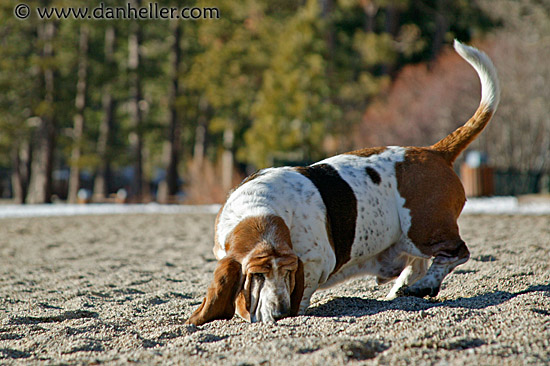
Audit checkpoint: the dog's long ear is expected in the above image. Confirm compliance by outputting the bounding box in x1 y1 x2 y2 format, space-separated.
289 258 305 316
234 274 251 322
186 256 242 326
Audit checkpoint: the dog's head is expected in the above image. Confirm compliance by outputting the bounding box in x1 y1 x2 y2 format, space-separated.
236 243 303 322
186 215 304 325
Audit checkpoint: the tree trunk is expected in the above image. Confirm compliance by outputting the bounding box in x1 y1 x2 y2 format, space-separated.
158 21 182 203
12 148 24 204
360 0 378 32
193 122 206 172
221 126 234 192
381 5 400 76
94 25 116 201
192 97 209 173
11 141 32 204
68 25 89 203
320 0 334 77
128 6 144 202
27 21 56 204
430 0 449 61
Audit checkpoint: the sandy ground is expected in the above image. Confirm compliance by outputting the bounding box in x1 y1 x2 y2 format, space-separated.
0 213 549 365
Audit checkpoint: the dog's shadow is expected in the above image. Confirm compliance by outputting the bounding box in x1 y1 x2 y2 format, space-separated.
306 284 550 318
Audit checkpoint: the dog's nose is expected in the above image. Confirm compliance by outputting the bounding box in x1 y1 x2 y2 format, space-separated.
272 305 290 321
272 312 287 321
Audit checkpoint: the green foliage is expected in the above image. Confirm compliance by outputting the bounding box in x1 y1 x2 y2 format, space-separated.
0 2 40 162
244 0 337 166
0 0 494 192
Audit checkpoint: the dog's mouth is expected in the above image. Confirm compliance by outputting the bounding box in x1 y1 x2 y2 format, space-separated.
251 305 289 323
251 299 289 323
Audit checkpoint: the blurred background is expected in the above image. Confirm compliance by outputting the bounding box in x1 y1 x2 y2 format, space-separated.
0 0 548 205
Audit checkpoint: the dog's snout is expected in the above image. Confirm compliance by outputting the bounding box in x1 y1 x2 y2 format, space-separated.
272 312 286 321
272 304 290 320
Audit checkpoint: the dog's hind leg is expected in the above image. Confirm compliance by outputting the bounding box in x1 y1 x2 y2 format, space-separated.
395 238 470 298
392 150 471 298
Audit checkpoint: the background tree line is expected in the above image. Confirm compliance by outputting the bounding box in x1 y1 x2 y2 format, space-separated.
0 0 545 204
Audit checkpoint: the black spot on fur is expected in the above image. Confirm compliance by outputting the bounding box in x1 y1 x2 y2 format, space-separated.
365 167 381 185
295 164 357 275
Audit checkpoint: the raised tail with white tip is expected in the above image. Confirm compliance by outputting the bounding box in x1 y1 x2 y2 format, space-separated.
432 40 500 163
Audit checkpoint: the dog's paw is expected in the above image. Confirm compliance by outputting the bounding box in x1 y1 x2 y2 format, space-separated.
401 285 440 298
385 286 406 300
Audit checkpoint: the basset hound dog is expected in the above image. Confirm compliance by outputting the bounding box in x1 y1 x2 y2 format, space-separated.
186 40 500 325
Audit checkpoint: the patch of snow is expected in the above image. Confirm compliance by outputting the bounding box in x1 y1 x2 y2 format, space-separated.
463 196 550 215
0 203 221 219
0 196 549 219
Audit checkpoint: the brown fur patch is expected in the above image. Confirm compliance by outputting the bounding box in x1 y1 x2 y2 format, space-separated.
226 215 295 260
290 258 305 316
235 291 250 321
186 256 242 325
395 148 466 256
345 146 387 158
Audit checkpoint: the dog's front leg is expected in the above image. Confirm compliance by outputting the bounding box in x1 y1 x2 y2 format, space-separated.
386 257 429 300
297 285 318 315
295 254 331 314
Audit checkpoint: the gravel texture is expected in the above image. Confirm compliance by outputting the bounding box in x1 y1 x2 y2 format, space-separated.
0 213 549 365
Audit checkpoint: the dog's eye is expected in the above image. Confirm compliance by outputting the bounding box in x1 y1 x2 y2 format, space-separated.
254 273 265 280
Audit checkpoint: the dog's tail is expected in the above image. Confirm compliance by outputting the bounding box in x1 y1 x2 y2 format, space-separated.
431 40 500 164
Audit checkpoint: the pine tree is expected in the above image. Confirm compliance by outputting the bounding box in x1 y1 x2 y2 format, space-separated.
67 24 90 203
